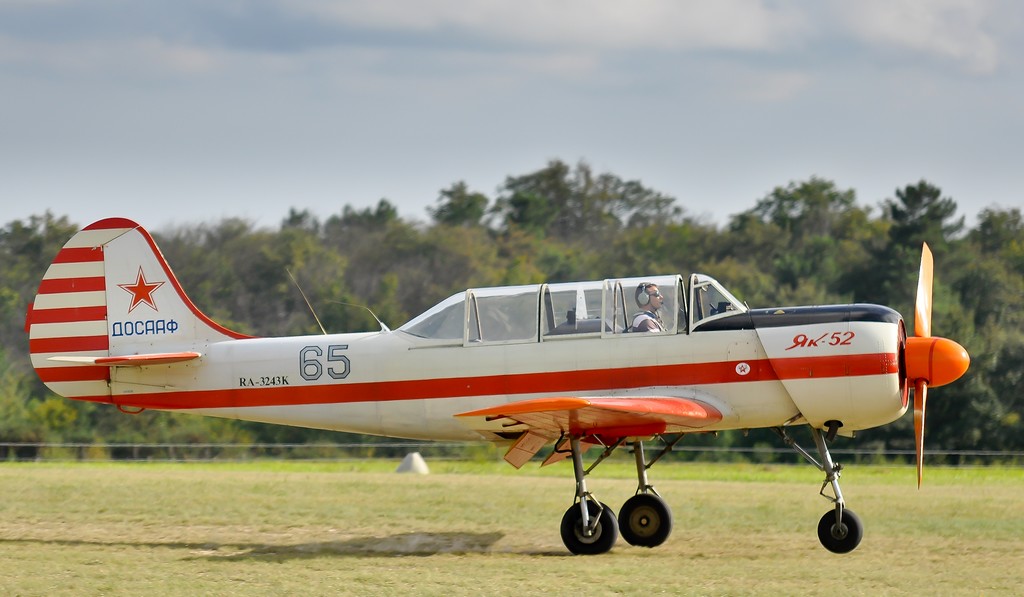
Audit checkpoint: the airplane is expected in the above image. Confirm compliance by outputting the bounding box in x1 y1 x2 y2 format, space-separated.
25 217 970 555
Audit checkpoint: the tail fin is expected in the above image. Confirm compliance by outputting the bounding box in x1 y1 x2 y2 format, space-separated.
26 217 249 403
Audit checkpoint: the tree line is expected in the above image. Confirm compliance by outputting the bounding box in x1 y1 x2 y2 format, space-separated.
1 159 1022 460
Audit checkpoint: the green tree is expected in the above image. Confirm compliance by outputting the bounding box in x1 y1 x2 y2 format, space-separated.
0 346 42 454
494 160 681 244
428 182 489 227
725 178 881 305
282 208 321 234
863 181 965 308
971 207 1024 276
0 213 80 379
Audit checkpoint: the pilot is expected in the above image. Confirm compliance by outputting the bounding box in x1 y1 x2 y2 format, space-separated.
631 283 665 332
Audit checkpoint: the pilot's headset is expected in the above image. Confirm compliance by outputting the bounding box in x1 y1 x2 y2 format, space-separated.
635 283 658 308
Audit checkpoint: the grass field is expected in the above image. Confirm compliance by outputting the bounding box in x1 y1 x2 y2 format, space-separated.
1 459 1021 596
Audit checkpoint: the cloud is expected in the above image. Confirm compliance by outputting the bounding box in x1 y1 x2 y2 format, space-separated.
0 35 224 76
834 0 1003 74
728 69 814 102
5 0 1014 86
291 0 809 52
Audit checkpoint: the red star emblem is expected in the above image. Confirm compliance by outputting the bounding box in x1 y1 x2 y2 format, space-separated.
118 267 166 313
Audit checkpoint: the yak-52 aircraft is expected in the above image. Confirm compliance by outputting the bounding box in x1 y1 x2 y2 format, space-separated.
27 218 970 555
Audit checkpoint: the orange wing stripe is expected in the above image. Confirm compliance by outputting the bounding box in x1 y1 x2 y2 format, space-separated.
459 397 593 417
456 396 722 436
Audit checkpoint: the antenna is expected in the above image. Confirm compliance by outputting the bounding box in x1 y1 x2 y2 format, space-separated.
328 301 391 333
286 269 327 335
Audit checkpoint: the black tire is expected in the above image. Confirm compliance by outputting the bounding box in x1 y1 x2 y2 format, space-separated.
618 493 673 548
817 508 863 554
560 501 619 555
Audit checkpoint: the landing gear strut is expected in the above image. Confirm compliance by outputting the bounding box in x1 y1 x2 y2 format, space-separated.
559 437 619 555
618 440 673 547
775 425 864 554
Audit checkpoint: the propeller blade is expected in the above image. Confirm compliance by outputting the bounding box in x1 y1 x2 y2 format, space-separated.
915 243 934 338
913 380 928 488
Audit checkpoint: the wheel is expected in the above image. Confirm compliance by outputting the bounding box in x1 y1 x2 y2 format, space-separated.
618 493 673 547
817 508 863 554
560 501 619 555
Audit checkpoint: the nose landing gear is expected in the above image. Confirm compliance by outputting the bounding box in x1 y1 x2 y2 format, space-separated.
775 425 864 554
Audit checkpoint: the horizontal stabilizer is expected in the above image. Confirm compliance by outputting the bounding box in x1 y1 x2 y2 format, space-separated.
48 351 202 367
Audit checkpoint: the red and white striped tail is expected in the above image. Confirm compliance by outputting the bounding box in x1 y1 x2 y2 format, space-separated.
26 218 247 403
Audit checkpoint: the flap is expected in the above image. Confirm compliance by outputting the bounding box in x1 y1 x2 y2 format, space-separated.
502 430 556 469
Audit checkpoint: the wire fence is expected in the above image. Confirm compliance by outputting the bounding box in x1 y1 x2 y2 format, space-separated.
3 442 1023 465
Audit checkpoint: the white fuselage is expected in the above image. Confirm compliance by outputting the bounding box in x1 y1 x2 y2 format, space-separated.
107 316 905 441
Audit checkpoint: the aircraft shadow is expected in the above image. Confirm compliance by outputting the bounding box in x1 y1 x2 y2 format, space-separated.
192 532 512 560
1 532 567 560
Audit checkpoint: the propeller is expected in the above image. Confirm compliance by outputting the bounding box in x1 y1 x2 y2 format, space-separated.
903 243 970 487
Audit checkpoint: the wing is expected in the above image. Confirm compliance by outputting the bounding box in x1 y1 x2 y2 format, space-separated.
456 396 722 468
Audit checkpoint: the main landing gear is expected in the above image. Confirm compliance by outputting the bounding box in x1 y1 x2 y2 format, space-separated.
559 435 681 555
775 424 864 554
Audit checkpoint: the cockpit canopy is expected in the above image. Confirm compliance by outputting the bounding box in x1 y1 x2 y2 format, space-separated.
398 274 746 345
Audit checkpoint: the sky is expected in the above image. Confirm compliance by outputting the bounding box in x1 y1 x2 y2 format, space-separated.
2 0 1022 232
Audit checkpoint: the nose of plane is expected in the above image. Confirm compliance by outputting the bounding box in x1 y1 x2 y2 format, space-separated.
904 336 970 387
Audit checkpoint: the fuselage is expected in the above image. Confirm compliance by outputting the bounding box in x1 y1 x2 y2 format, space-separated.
104 304 907 441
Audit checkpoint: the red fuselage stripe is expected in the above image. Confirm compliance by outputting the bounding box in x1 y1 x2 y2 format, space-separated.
103 352 899 411
768 353 897 379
